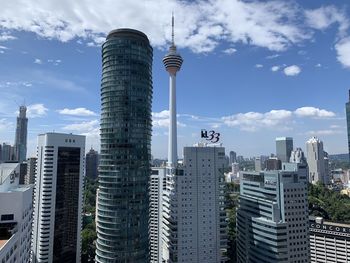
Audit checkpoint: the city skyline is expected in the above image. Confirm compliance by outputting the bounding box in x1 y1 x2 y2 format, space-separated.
1 0 350 158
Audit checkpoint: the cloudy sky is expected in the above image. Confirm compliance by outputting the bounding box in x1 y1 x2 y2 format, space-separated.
0 0 350 158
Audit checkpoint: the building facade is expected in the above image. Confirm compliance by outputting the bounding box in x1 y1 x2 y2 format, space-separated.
162 145 227 263
310 217 350 262
31 133 85 263
85 148 98 179
0 163 33 263
306 137 326 184
237 164 309 263
95 29 153 263
290 148 307 164
15 105 28 163
24 157 37 185
149 167 166 263
276 137 293 163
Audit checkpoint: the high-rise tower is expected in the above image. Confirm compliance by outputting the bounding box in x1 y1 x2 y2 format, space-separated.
163 15 183 167
31 133 85 263
95 29 153 263
15 105 28 162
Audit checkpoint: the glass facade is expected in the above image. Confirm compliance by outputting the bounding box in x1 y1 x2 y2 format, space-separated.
53 147 81 262
95 29 153 263
346 100 350 161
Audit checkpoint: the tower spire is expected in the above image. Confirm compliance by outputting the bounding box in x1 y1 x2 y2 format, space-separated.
172 12 175 46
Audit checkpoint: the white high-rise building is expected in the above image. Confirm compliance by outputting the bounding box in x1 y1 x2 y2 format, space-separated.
162 144 227 263
149 167 166 263
0 163 33 263
306 137 326 184
31 133 85 263
237 163 309 262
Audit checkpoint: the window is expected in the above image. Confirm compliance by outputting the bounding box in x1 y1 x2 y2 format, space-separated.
1 214 14 221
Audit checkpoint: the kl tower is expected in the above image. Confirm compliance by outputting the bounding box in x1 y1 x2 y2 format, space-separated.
163 15 183 168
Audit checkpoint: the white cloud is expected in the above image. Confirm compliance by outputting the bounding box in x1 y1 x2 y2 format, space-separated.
294 107 335 118
255 64 263 68
222 109 293 132
34 58 42 64
0 45 8 49
152 110 169 118
306 129 344 136
283 65 301 76
0 0 313 53
152 110 186 128
266 54 280 59
315 63 322 67
223 48 237 55
62 119 99 132
271 65 280 72
57 107 97 116
305 6 349 37
335 37 350 68
0 32 16 41
27 103 48 118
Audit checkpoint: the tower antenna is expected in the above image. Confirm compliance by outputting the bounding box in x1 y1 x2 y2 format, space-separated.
172 12 175 46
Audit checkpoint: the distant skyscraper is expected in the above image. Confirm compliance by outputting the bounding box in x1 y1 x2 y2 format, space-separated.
95 29 153 263
346 90 350 162
306 137 326 184
14 105 28 162
162 145 228 263
229 150 237 164
0 163 33 263
237 163 309 262
290 147 307 164
24 157 37 185
31 133 85 263
85 148 98 179
276 137 293 162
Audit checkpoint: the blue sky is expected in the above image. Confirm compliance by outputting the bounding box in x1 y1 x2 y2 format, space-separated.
0 0 350 158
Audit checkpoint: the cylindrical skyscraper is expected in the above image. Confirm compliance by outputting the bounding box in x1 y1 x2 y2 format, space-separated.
95 29 153 263
163 16 183 167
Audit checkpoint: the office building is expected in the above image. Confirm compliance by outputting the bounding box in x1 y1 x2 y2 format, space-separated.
265 156 282 170
306 137 326 184
95 29 153 263
324 151 330 185
31 133 85 263
0 163 33 263
162 145 227 263
309 216 350 262
24 157 37 185
14 105 28 162
85 148 98 179
290 148 307 164
229 151 237 164
346 90 350 161
237 164 309 263
276 137 293 162
149 167 166 263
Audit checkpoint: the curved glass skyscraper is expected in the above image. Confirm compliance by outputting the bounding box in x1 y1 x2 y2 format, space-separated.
95 29 153 263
